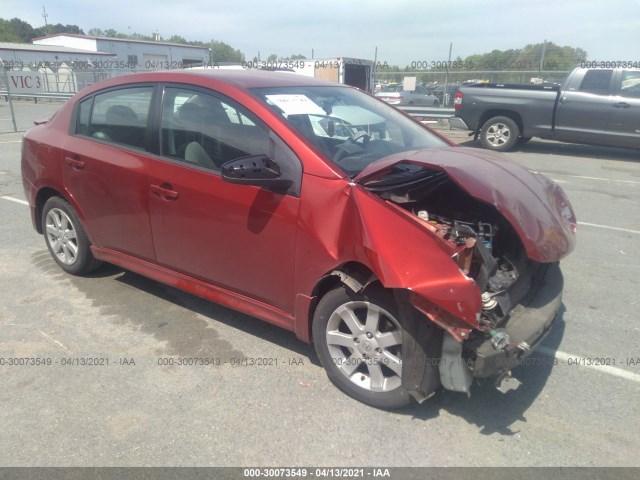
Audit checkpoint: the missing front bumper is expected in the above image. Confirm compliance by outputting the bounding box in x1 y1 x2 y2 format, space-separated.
466 262 564 378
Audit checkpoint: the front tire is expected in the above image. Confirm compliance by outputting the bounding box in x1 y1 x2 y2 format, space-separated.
480 116 520 151
42 196 101 275
312 286 411 409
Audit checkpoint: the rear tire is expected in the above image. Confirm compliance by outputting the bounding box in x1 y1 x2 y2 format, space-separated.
480 116 520 151
42 196 101 275
312 285 411 409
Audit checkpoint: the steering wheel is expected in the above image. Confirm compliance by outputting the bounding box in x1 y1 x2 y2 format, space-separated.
349 130 370 145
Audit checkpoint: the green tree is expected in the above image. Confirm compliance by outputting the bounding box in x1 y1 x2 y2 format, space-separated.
103 28 119 38
463 41 587 82
0 17 34 42
8 17 34 42
50 23 84 35
167 35 187 44
208 39 244 62
0 19 23 42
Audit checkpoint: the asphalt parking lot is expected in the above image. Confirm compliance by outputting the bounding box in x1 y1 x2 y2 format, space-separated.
0 105 639 468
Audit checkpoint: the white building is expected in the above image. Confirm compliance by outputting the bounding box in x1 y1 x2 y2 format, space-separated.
0 41 115 69
33 34 209 69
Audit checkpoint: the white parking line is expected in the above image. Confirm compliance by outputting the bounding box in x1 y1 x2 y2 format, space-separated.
537 347 640 383
570 175 640 185
0 140 22 144
578 222 640 235
542 173 640 185
0 196 29 206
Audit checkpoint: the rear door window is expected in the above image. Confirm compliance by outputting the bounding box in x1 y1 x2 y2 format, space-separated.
85 87 153 149
579 70 613 95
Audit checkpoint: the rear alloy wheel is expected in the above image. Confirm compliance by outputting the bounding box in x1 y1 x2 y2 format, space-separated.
480 116 520 151
313 286 410 409
42 197 101 275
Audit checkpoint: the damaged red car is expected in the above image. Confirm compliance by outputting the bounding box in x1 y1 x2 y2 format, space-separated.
21 70 576 409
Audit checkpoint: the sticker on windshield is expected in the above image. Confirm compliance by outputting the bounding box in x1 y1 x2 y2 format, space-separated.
265 94 326 115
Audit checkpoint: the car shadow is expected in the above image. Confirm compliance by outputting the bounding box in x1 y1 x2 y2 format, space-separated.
31 250 316 364
458 138 640 163
33 250 565 433
398 305 567 435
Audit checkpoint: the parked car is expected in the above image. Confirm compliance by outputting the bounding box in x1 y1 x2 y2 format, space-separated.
22 70 576 409
375 84 440 106
432 84 461 107
451 67 640 151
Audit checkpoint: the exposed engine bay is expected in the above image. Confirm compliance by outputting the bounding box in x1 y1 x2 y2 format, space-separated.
361 163 555 397
363 164 536 332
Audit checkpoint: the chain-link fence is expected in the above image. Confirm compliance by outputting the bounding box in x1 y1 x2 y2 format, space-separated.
1 64 574 132
372 69 571 107
0 63 152 133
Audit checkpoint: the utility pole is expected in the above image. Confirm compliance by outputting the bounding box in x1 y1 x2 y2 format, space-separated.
539 39 547 73
1 61 18 132
372 46 378 92
443 42 452 107
42 6 49 28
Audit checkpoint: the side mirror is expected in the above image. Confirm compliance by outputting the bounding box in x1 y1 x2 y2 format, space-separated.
222 155 293 190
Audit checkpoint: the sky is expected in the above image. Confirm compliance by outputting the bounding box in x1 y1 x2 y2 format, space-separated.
2 0 639 65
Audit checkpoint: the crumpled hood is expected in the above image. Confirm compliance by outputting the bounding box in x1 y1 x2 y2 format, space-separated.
355 147 576 262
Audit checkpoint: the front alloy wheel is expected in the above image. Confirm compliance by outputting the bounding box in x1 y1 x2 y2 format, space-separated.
313 286 410 409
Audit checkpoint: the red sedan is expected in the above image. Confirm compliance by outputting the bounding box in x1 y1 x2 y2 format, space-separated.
21 70 576 409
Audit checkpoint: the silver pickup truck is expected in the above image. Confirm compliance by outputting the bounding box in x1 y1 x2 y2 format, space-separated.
450 66 640 151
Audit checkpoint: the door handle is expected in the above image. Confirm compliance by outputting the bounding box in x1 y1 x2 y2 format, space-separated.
613 102 630 108
150 183 179 201
64 156 85 170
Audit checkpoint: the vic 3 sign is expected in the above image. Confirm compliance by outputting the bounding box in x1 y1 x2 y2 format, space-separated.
7 73 44 93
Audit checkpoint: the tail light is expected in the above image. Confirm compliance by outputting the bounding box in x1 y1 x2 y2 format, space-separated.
454 92 463 110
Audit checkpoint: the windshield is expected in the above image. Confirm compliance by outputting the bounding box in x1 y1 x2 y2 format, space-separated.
252 85 448 176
